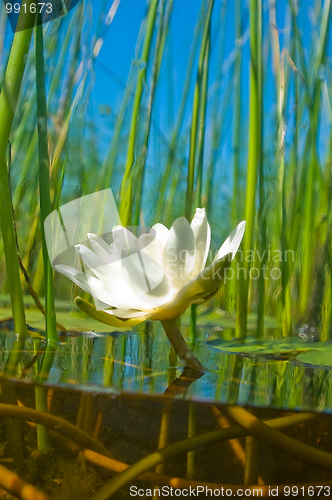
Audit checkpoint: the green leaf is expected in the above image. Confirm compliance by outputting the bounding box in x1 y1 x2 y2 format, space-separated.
294 350 332 369
207 336 332 359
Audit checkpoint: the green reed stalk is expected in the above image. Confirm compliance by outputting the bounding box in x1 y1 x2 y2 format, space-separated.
35 23 58 352
12 129 37 208
185 0 214 220
0 4 7 64
262 7 291 324
300 0 331 314
156 1 206 221
286 1 311 269
12 12 80 209
10 97 35 159
287 0 330 320
279 7 293 334
231 0 242 227
48 15 77 98
35 22 58 450
119 0 158 226
195 34 210 209
156 0 173 75
57 9 83 123
187 2 212 340
228 0 242 314
320 90 332 340
12 12 82 295
0 21 35 375
133 0 167 226
256 0 265 338
286 36 298 237
97 24 148 193
0 5 35 465
190 22 211 340
236 0 262 338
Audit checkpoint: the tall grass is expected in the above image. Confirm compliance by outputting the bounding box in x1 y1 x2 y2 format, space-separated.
1 0 332 377
236 0 262 338
185 0 214 221
118 0 159 226
34 20 59 450
0 15 34 372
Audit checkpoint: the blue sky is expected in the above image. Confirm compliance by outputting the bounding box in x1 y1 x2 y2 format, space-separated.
87 0 323 161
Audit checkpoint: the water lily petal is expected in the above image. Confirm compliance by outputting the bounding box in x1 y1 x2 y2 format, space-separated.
138 233 154 250
76 243 168 311
118 251 151 297
150 223 169 252
57 213 245 329
138 234 164 281
88 233 114 261
116 250 171 307
163 217 195 291
138 233 164 269
150 254 232 321
55 264 119 307
216 221 246 261
121 251 173 308
75 244 145 309
112 226 139 256
190 208 211 277
55 264 93 294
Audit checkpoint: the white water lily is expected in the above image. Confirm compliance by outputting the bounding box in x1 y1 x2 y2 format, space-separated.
56 209 245 369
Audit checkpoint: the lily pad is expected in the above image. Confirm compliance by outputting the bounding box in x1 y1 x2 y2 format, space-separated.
293 349 332 369
0 307 130 333
207 336 332 359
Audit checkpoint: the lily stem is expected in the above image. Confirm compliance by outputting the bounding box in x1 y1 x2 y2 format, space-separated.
161 318 205 371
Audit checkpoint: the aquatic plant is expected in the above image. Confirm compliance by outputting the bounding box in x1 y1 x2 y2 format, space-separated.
1 2 332 497
55 208 245 369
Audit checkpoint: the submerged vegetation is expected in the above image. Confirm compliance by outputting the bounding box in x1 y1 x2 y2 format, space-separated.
0 0 332 497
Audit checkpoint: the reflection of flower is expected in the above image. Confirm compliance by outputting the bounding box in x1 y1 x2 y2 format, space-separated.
56 209 245 369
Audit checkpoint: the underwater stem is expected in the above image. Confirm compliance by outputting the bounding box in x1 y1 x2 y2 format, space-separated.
0 403 110 456
89 411 316 500
0 463 50 500
161 318 205 371
223 405 332 472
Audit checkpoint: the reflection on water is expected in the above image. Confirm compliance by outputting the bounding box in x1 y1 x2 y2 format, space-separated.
1 321 332 413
